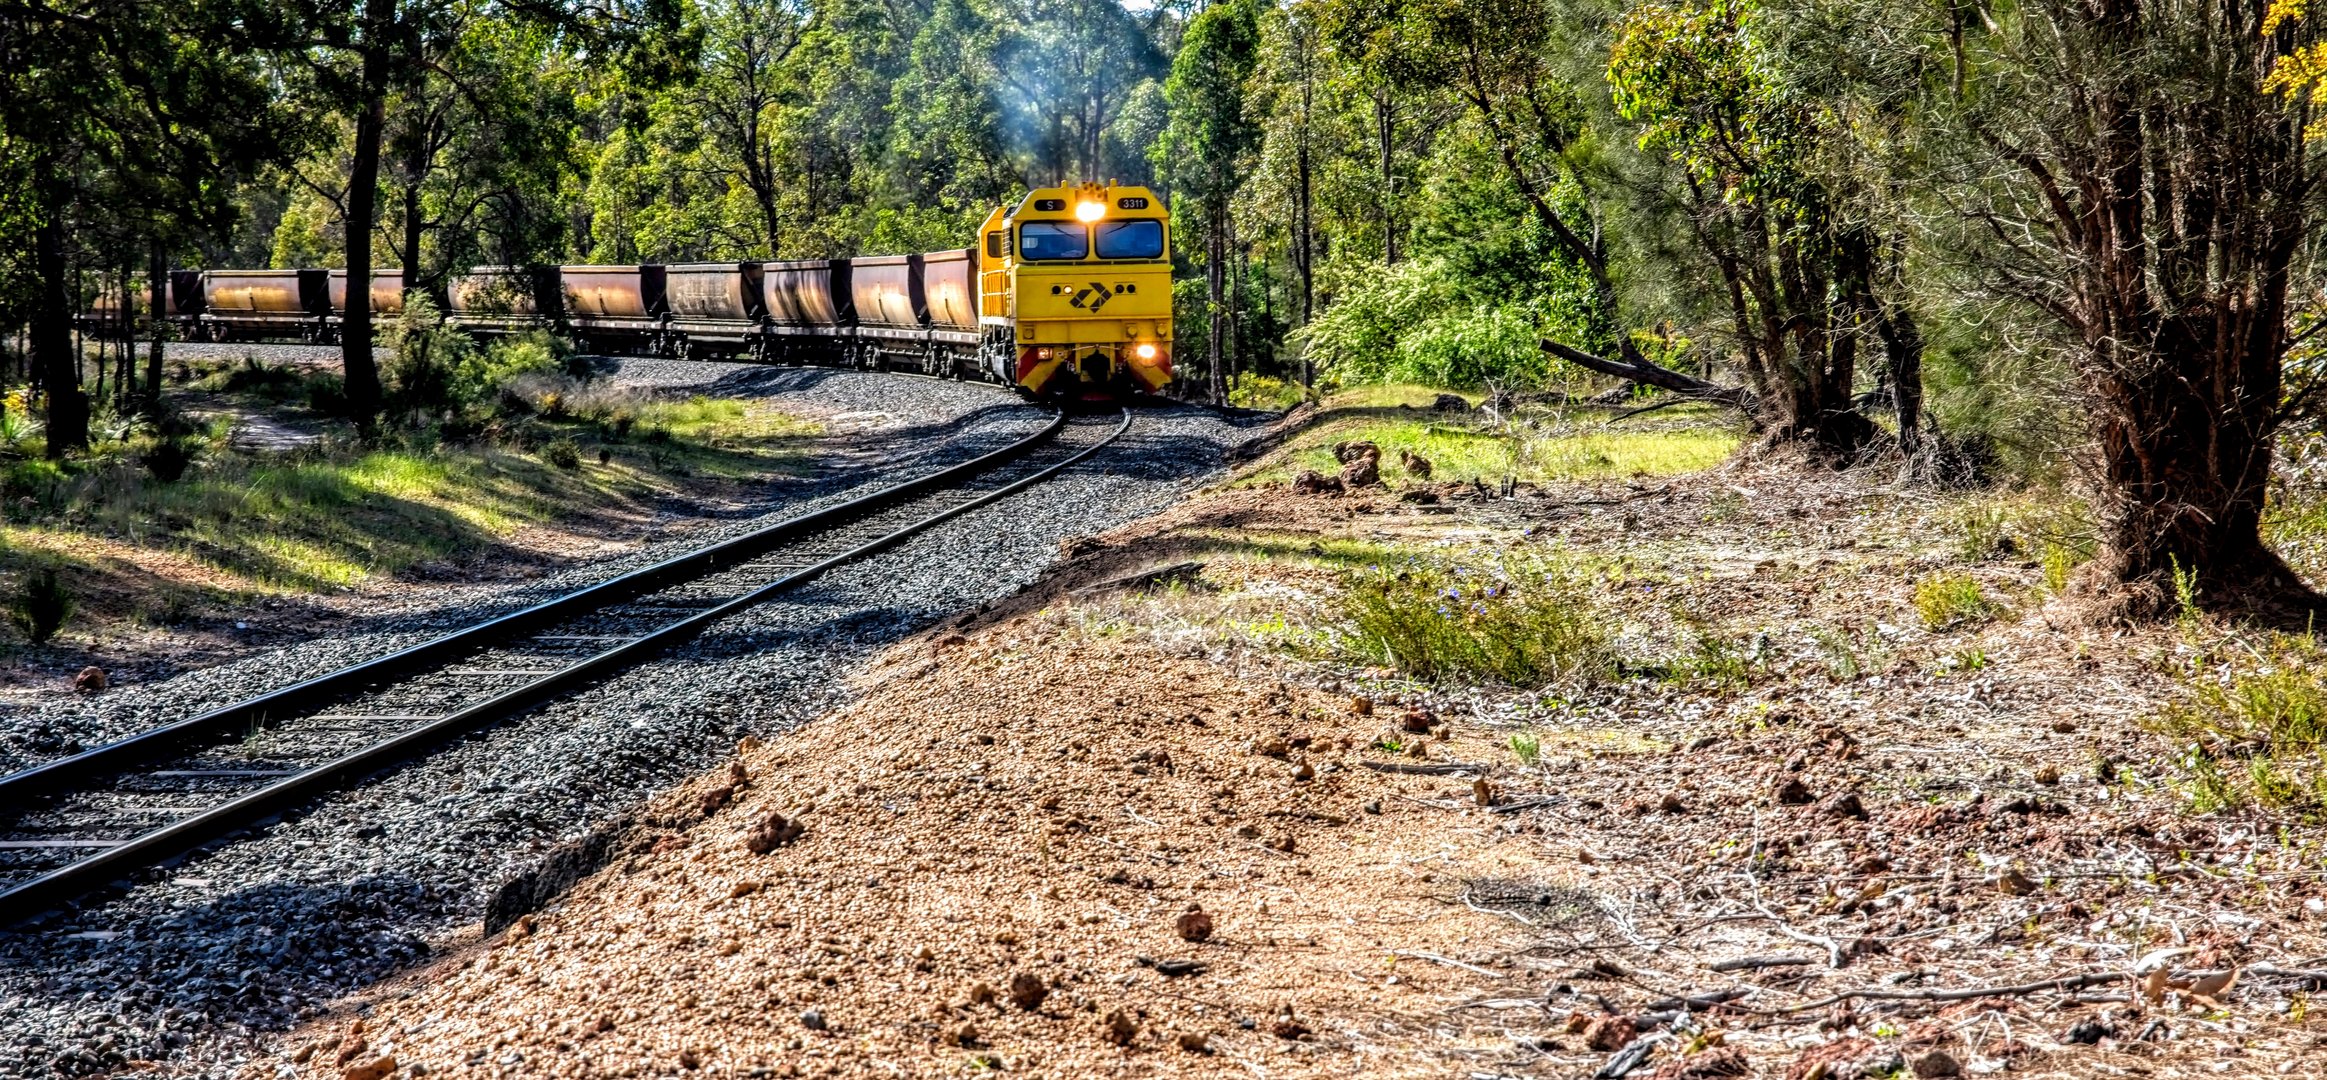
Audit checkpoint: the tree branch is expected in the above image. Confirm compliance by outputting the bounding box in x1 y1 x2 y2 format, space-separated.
1540 338 1754 412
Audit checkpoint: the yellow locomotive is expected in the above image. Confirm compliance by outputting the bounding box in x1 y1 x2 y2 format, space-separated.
978 181 1173 397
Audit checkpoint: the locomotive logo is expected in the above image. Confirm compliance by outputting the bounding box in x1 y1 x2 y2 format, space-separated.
1069 282 1117 314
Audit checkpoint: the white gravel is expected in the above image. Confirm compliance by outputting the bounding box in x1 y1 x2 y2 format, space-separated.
0 375 1267 1077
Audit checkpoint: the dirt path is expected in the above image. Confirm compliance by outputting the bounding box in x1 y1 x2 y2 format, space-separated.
246 462 2327 1080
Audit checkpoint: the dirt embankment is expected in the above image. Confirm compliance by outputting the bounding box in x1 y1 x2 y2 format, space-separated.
258 457 2327 1080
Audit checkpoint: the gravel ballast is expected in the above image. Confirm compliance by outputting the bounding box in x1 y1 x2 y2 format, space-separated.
0 387 1262 1078
0 361 1029 775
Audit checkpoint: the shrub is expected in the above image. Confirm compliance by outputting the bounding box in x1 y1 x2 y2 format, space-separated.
385 300 562 422
541 436 583 470
139 438 198 483
213 357 306 399
2150 633 2327 812
8 567 75 644
0 390 44 452
1912 572 1997 630
304 373 350 417
1339 553 1613 686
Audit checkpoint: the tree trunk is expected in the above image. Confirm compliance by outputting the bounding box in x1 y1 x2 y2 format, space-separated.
1297 64 1314 335
1228 218 1244 400
1377 92 1396 265
31 179 88 458
340 0 395 430
1206 217 1225 405
402 134 426 293
1878 306 1924 458
144 242 166 409
2087 313 2309 611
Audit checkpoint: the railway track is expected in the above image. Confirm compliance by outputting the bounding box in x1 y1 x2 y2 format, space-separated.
0 407 1133 924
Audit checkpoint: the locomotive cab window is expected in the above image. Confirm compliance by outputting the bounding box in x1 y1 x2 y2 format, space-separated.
1095 220 1164 260
1019 221 1088 261
986 231 1009 258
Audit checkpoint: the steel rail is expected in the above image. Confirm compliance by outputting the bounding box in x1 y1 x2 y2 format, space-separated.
0 409 1067 807
0 407 1130 923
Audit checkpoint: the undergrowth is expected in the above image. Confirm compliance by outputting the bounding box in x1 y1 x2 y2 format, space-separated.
2150 632 2327 814
1913 572 1999 630
7 566 74 644
1338 551 1615 687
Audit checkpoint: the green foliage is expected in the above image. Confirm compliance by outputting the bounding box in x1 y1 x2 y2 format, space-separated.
8 566 74 645
382 297 561 423
1912 572 1997 631
1339 552 1614 687
1509 729 1543 765
2042 542 2078 595
1662 629 1758 689
1299 258 1563 388
138 438 199 484
0 392 43 454
1230 375 1309 410
541 436 583 471
2151 633 2327 813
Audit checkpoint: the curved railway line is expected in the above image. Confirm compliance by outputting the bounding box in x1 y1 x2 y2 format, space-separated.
0 406 1133 924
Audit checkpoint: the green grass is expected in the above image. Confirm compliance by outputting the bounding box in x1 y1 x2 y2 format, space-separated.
1236 384 1740 488
2149 632 2327 814
3 448 633 591
1338 550 1616 687
1229 374 1311 411
0 393 824 607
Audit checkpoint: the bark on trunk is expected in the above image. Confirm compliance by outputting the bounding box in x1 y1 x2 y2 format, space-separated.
340 0 394 429
31 185 88 458
1377 93 1396 265
144 244 167 409
1987 0 2321 615
401 142 425 294
2088 315 2309 611
1879 307 1924 457
1206 219 1225 405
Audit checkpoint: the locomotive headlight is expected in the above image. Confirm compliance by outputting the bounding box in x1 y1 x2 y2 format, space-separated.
1075 201 1106 222
1134 342 1158 360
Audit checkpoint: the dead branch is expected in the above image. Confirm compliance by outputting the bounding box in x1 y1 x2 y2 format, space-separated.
1749 900 1846 968
1770 971 2129 1013
1708 955 1815 973
1539 339 1755 411
1360 760 1489 776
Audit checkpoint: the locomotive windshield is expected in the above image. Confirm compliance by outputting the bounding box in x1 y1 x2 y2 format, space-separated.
1019 221 1088 260
1095 220 1164 259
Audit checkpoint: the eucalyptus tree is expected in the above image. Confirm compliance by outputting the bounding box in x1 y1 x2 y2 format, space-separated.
1942 0 2327 612
1154 0 1262 403
0 0 302 455
310 0 689 428
690 0 812 255
1249 1 1327 335
380 13 583 292
1001 0 1168 183
886 0 1022 214
1609 0 1886 453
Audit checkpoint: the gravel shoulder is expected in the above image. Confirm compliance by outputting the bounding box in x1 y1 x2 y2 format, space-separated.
0 399 1263 1078
228 435 2327 1079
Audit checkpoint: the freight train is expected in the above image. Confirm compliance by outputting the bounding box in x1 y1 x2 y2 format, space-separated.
82 182 1174 399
